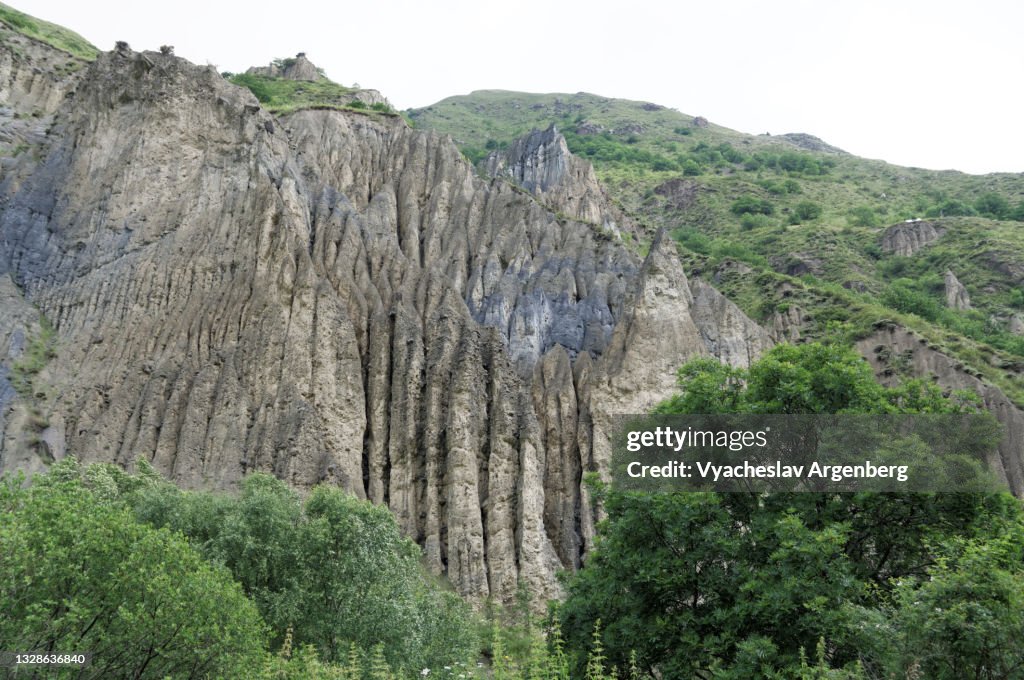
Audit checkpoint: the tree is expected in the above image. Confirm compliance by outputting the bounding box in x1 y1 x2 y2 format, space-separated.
560 343 1019 677
888 535 1024 679
131 472 477 671
793 200 822 222
848 205 879 227
973 192 1010 220
0 472 267 678
731 195 774 216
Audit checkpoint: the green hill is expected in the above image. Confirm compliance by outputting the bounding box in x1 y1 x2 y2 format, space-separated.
0 2 97 60
410 91 1024 403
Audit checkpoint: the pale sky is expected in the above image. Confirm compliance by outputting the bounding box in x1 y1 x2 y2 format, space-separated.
24 0 1024 174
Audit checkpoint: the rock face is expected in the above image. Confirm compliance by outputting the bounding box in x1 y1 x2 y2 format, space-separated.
0 45 772 602
0 21 86 164
944 270 971 310
858 326 1024 496
243 54 389 107
768 305 806 343
246 54 321 81
653 178 701 211
880 220 945 256
689 279 774 368
483 125 626 231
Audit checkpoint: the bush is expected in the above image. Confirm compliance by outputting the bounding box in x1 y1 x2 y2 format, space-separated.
1011 201 1024 222
926 199 975 218
672 227 712 254
731 195 774 216
741 213 774 230
974 192 1011 219
881 278 941 320
848 205 879 227
560 344 1017 676
792 201 822 222
132 473 478 670
0 471 267 678
681 159 702 176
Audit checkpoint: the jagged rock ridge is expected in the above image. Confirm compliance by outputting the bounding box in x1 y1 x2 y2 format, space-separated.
483 124 627 231
0 41 772 602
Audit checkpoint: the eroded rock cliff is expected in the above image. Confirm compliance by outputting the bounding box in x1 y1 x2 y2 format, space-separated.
483 125 627 232
0 43 772 602
858 324 1024 495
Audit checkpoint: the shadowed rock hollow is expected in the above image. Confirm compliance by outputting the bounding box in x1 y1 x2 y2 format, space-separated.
0 40 772 602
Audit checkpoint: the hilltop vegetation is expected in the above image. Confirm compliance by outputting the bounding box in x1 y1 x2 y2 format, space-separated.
0 2 97 60
226 57 397 116
410 91 1024 404
228 71 396 116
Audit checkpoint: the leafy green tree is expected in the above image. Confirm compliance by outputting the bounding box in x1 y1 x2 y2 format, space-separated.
887 535 1024 679
848 205 879 227
560 343 1018 677
0 472 267 678
973 192 1010 219
793 200 823 222
731 195 774 216
881 278 942 321
1010 200 1024 222
131 473 476 671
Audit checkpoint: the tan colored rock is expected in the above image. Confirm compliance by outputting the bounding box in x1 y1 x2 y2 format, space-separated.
880 220 945 256
944 270 971 310
483 125 629 232
0 45 771 604
857 326 1024 495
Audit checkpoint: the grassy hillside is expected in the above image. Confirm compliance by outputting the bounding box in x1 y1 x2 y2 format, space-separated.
410 91 1024 404
227 71 396 116
0 2 97 60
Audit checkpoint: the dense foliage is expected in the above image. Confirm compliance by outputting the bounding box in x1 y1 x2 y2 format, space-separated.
0 471 267 678
0 462 478 678
559 343 1024 678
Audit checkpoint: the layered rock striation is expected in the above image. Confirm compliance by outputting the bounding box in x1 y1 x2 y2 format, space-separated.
0 42 772 602
483 125 627 232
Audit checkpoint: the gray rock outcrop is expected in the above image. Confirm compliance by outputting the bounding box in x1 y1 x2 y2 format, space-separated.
768 305 806 343
483 125 626 231
880 220 945 256
858 326 1024 495
243 54 389 107
246 53 321 81
944 270 971 309
0 44 771 603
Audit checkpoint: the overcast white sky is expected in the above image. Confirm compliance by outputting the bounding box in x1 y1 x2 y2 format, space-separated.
25 0 1024 174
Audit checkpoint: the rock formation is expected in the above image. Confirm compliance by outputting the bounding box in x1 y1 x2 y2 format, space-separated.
244 54 389 107
858 325 1024 495
944 270 971 310
768 305 806 343
0 41 772 603
483 125 626 231
246 53 321 81
880 220 945 257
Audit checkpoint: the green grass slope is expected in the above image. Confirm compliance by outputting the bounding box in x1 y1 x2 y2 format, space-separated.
227 71 396 116
410 91 1024 404
0 2 97 60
